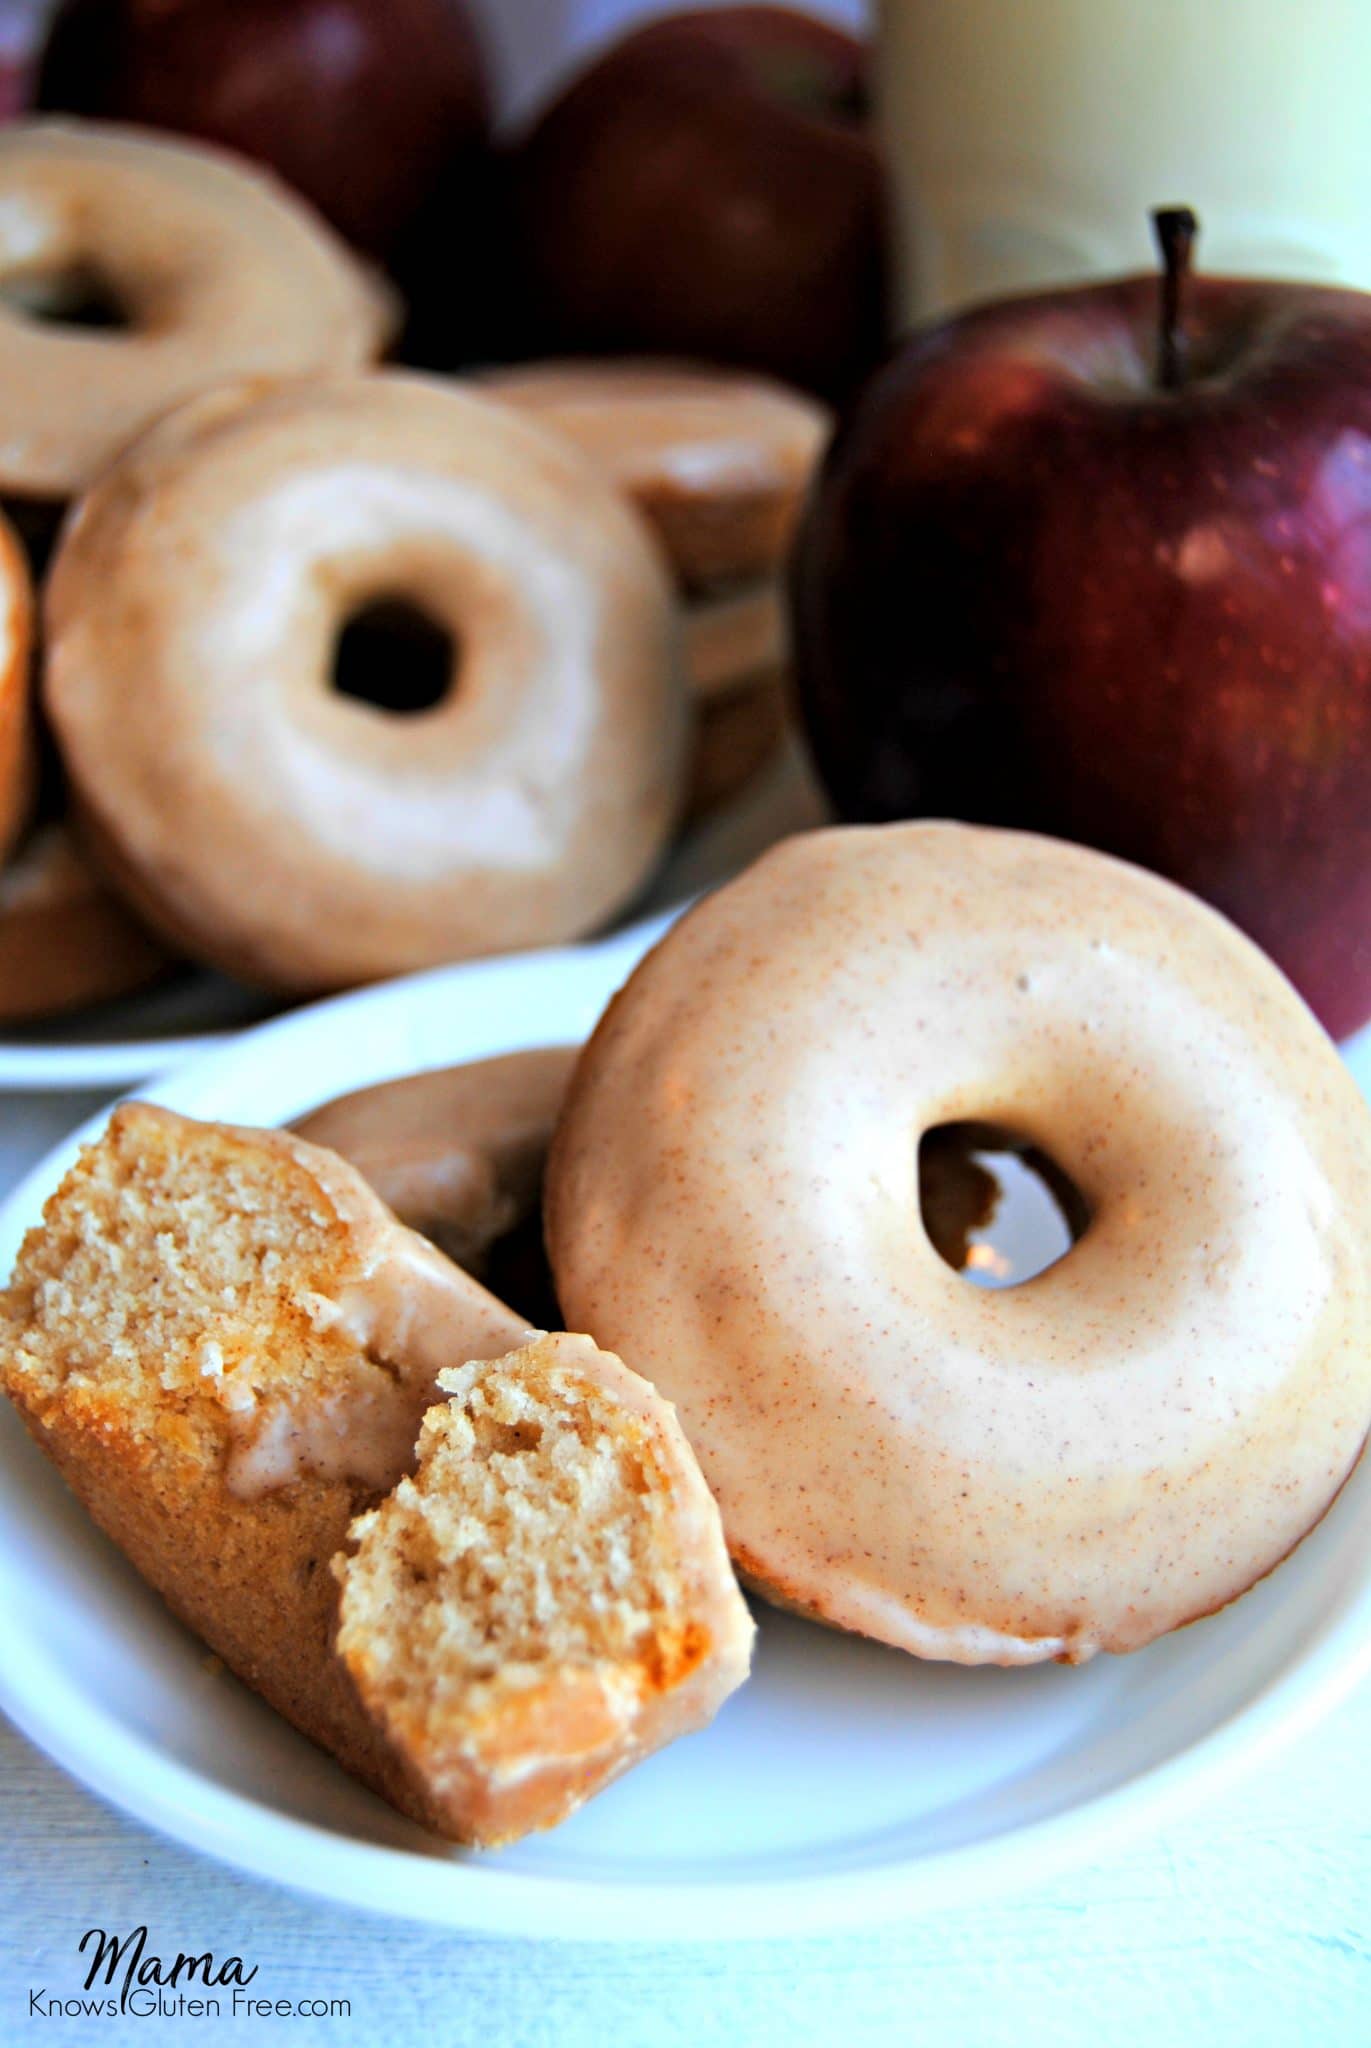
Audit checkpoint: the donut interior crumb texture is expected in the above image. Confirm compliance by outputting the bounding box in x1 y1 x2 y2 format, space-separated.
0 1100 522 1799
1 1110 751 1845
2 1104 361 1451
336 1338 713 1822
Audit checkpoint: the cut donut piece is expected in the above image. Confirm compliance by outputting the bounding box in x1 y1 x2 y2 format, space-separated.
0 1104 750 1845
0 1103 529 1813
335 1334 754 1846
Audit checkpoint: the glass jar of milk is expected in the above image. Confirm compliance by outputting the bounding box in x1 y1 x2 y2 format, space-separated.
880 0 1371 321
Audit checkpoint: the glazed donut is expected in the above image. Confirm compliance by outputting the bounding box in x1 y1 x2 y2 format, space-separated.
294 1048 577 1274
43 374 687 993
479 360 831 593
548 822 1371 1665
0 506 33 863
0 120 394 502
0 822 170 1023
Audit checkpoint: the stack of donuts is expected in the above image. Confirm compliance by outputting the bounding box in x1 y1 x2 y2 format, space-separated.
0 117 830 1019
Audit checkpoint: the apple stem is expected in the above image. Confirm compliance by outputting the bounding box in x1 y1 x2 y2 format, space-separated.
1152 207 1198 391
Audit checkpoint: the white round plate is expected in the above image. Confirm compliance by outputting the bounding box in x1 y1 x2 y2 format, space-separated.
1 930 1369 1940
0 745 828 1092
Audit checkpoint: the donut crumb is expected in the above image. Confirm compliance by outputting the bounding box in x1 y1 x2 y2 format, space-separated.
0 1102 381 1463
334 1335 710 1771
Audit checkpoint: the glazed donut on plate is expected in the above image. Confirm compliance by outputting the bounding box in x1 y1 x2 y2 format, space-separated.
548 822 1371 1665
0 505 33 863
43 374 687 993
0 821 170 1023
479 359 831 593
0 120 394 504
294 1047 577 1273
0 1104 752 1845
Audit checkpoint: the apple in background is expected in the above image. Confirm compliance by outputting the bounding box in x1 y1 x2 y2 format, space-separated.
510 6 888 402
793 213 1371 1039
35 0 491 259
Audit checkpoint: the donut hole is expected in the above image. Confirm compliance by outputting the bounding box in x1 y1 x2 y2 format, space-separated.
331 597 457 717
918 1121 1089 1288
0 263 131 332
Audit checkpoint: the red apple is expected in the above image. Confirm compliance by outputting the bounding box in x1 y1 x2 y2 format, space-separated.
36 0 490 259
510 6 887 401
793 215 1371 1039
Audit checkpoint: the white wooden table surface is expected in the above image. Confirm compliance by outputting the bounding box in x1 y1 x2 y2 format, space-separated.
1 1089 1368 2047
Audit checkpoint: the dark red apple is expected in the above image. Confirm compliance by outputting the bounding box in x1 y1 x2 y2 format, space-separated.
793 214 1371 1039
510 6 887 401
36 0 490 259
